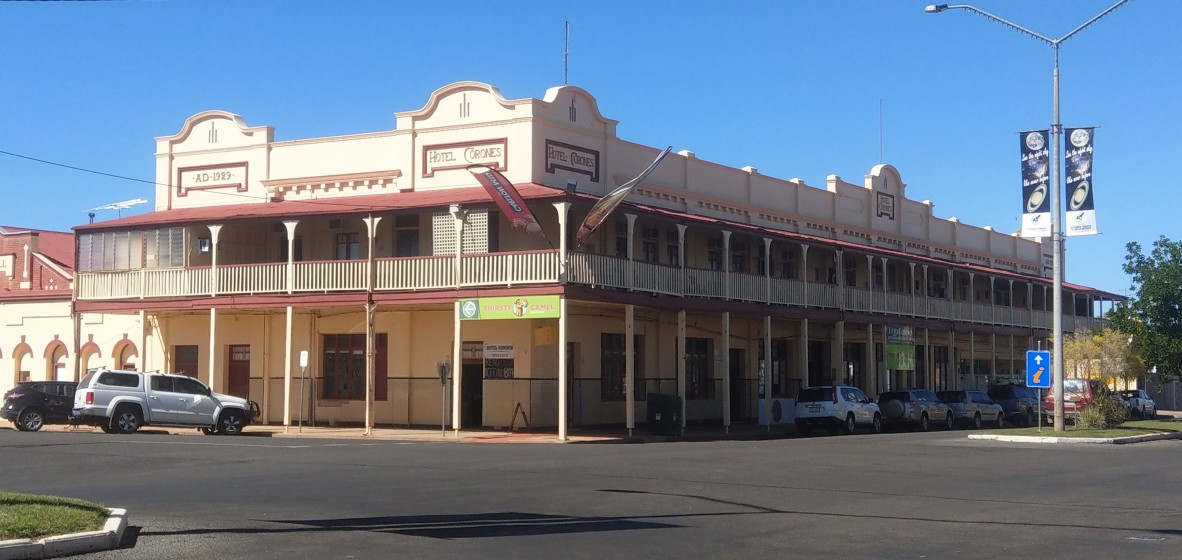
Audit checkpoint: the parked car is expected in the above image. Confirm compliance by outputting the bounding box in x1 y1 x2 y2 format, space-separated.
1118 389 1157 420
72 368 259 435
1043 378 1104 423
877 389 955 431
2 381 79 432
794 385 882 435
987 384 1041 426
937 389 1005 429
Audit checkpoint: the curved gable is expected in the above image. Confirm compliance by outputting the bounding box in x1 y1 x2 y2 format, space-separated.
157 110 273 152
395 81 530 129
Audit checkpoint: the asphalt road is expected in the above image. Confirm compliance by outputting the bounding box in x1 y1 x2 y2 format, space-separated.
2 428 1179 560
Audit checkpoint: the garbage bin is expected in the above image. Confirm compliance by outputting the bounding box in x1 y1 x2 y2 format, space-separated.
646 393 682 436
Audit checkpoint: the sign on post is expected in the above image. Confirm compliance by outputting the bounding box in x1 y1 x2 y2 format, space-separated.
1026 350 1051 388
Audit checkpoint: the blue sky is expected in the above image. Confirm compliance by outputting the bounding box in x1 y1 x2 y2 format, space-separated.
0 0 1177 296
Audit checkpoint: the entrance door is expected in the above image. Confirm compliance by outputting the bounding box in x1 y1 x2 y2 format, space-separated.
729 349 747 422
227 345 250 398
461 363 483 428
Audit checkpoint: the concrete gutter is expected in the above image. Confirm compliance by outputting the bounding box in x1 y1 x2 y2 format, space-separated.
0 508 126 559
968 431 1182 444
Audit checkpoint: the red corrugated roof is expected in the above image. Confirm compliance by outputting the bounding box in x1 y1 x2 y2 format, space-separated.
73 183 567 232
0 226 74 272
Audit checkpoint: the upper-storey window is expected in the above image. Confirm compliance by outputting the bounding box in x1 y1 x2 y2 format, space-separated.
845 259 858 287
707 237 724 271
731 240 748 273
666 228 680 267
395 214 420 257
335 232 360 260
641 225 659 264
779 248 796 279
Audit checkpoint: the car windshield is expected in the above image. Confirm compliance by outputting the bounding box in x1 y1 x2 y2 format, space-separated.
1063 379 1088 394
937 391 960 402
797 388 832 403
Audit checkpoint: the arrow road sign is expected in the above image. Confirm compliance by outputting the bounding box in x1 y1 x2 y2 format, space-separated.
1026 350 1051 388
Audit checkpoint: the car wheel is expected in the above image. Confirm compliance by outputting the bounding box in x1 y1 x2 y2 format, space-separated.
113 406 142 434
843 413 857 435
217 410 245 436
972 412 982 430
996 412 1006 429
17 409 45 432
100 424 116 434
1143 407 1154 420
201 427 218 436
919 413 930 432
944 412 954 431
872 413 883 434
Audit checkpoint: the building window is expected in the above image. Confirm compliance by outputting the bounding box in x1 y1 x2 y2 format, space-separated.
278 237 303 262
174 345 199 377
780 248 796 279
322 333 388 401
144 227 184 268
685 337 712 400
845 259 857 287
873 262 884 290
707 237 724 271
395 214 420 257
614 222 629 259
77 231 140 272
600 333 644 402
641 225 659 264
335 233 360 260
666 228 680 267
731 240 748 273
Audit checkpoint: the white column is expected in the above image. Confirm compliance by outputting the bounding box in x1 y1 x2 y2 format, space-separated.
864 323 875 393
969 332 976 388
452 300 462 434
833 320 845 386
626 213 637 291
677 310 687 431
207 307 218 392
762 238 773 304
138 310 148 371
948 329 956 390
625 304 635 435
364 301 375 436
284 305 293 428
722 311 731 431
924 328 933 390
990 333 997 386
800 244 810 304
722 230 732 300
283 220 299 294
799 318 809 387
558 296 569 440
676 224 687 294
763 315 772 429
552 202 571 283
208 224 222 297
450 205 464 288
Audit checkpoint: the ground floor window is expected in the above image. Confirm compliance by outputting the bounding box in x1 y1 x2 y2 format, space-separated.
686 337 712 400
322 333 387 401
600 334 644 401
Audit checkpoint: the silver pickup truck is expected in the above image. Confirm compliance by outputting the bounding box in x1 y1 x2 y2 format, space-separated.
72 368 260 435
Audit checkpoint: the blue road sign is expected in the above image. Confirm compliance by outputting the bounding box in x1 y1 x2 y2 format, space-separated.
1026 350 1051 388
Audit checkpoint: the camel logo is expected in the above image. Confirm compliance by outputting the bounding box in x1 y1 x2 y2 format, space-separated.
512 299 529 317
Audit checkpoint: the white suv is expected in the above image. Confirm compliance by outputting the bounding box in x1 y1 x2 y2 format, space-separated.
794 385 882 435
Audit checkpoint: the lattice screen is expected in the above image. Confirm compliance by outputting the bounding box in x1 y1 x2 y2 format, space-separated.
432 209 489 255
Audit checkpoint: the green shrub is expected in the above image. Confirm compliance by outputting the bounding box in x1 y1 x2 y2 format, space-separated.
1077 395 1129 429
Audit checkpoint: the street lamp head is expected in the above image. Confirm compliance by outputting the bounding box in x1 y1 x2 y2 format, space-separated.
924 4 949 13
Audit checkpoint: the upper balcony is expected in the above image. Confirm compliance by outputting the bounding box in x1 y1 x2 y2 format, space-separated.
74 250 1105 333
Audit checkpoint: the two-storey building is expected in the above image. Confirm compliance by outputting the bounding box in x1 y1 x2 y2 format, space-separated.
71 82 1118 438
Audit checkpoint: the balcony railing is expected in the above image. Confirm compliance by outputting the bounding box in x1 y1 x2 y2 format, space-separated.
75 249 1098 333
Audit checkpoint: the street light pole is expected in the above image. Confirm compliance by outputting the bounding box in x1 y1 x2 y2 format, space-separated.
925 2 1127 432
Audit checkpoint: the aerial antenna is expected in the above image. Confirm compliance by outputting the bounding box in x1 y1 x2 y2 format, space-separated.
87 198 148 219
879 99 884 163
564 21 570 85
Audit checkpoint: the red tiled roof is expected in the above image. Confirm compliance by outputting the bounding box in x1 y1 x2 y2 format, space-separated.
0 225 74 273
73 183 568 232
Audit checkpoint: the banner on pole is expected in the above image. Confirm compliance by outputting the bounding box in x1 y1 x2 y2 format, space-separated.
468 165 548 241
1064 127 1097 236
574 146 672 248
1019 130 1051 238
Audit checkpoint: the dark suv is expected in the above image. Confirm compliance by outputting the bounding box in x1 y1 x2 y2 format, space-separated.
3 381 78 432
987 384 1040 426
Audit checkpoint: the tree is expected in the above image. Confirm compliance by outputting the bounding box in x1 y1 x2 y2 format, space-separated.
1107 236 1182 383
1060 329 1145 387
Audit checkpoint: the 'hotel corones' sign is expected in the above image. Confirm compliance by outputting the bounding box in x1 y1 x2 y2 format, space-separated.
422 139 508 177
545 139 599 183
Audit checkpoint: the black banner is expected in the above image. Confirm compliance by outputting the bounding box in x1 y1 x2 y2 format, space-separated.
1064 127 1097 236
1020 130 1050 238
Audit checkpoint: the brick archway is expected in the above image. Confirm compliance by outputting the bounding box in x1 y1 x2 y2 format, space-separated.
112 338 139 370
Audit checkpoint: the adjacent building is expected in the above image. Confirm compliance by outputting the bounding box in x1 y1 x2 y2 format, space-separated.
65 81 1118 437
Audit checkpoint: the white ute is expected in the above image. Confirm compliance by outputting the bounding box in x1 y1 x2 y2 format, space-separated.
72 368 260 435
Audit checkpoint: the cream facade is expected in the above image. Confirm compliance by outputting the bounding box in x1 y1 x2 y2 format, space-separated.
71 82 1117 437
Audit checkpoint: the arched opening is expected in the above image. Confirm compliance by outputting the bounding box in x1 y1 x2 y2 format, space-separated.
112 339 139 370
12 342 33 385
44 341 69 381
79 340 102 377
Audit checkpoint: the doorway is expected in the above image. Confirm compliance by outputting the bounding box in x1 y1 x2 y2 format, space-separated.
729 348 747 422
461 363 483 428
227 345 250 398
